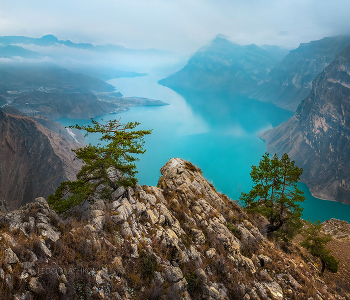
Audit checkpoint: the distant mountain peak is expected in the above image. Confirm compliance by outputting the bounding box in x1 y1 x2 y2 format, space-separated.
40 34 59 42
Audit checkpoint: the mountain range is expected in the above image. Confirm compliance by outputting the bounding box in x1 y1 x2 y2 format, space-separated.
160 35 350 111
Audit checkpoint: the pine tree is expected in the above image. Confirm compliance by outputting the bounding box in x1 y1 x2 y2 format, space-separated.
240 152 305 240
301 220 339 274
48 118 152 213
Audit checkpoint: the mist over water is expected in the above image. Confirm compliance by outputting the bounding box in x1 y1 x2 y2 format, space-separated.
58 74 350 223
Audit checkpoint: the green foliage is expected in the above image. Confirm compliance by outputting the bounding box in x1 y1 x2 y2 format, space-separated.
226 223 242 239
48 119 151 213
140 250 159 281
301 220 339 274
240 152 305 240
184 272 201 294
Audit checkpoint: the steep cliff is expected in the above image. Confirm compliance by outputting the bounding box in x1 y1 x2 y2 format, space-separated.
0 109 82 210
259 45 350 204
262 35 350 111
0 159 348 299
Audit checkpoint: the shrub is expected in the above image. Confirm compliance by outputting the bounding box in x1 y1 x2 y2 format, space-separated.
227 223 242 240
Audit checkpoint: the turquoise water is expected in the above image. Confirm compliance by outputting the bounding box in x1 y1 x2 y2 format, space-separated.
58 74 350 223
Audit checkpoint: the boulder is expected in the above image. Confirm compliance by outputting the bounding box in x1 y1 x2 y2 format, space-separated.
29 277 44 294
3 248 19 264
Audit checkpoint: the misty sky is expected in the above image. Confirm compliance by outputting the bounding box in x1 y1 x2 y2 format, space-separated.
1 0 350 54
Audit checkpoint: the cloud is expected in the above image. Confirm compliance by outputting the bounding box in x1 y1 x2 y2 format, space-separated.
1 0 350 54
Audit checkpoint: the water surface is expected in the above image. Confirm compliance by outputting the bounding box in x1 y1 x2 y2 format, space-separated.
58 74 350 223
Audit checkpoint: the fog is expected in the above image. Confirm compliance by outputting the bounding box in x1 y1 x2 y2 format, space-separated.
1 0 350 55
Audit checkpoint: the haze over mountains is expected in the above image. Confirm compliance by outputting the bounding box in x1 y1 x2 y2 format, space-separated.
160 35 350 111
0 34 185 78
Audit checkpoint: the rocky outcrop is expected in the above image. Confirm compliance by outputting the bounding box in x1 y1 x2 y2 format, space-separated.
259 44 350 204
0 158 346 299
0 109 82 210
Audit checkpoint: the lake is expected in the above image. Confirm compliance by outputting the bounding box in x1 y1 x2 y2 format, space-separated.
58 74 350 223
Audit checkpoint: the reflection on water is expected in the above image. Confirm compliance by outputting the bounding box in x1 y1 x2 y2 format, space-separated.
58 74 350 223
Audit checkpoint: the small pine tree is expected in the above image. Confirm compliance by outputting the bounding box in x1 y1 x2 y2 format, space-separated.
48 118 151 213
240 152 305 240
301 220 339 274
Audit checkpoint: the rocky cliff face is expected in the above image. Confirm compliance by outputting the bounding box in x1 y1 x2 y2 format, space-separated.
259 45 350 204
0 109 82 210
0 158 348 299
261 35 350 111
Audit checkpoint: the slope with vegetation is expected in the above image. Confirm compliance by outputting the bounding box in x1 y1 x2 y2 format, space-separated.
0 158 348 299
0 118 348 299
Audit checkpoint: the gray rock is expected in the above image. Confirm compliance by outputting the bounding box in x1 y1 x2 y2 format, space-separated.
139 190 157 205
195 268 207 282
29 277 44 294
258 255 272 268
5 274 12 290
59 282 67 294
154 271 164 283
112 256 125 275
91 215 105 232
112 186 126 201
2 233 17 247
40 225 60 242
37 239 52 257
0 268 4 280
35 197 50 210
96 269 110 285
263 282 283 300
145 209 158 225
13 291 33 300
191 228 206 245
3 248 19 264
206 248 216 259
91 200 105 211
171 278 188 293
165 266 183 282
130 243 139 258
111 199 133 223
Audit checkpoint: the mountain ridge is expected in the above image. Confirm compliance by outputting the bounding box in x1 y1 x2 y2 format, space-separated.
259 44 350 204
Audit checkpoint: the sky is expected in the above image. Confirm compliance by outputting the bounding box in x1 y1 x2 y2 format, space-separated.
1 0 350 54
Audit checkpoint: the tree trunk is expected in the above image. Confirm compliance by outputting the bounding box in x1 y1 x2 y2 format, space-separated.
266 222 283 234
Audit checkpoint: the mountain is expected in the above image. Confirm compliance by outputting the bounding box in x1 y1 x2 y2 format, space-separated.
261 35 350 111
159 36 277 95
0 45 42 59
0 34 171 55
259 44 350 204
0 63 116 92
160 35 350 112
0 34 94 50
0 158 348 299
9 91 119 119
0 109 83 210
69 66 148 81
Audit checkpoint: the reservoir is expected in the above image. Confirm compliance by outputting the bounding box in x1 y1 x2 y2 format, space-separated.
58 74 350 223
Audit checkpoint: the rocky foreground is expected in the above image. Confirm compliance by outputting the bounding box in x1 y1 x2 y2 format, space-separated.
0 158 348 299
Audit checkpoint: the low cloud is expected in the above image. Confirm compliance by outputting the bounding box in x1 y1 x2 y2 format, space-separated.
1 0 350 54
